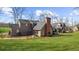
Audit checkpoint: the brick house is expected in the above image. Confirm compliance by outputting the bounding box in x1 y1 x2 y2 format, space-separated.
10 17 58 37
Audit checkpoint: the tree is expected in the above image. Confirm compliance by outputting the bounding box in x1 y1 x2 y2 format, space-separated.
11 7 25 23
28 13 34 20
36 10 54 21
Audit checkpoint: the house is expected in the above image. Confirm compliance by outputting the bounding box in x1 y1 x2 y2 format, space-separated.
33 17 53 37
76 24 79 31
10 17 59 37
69 26 78 32
53 22 79 33
55 22 70 33
52 23 60 35
10 19 38 36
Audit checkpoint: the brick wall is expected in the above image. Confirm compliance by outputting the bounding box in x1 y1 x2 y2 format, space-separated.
45 17 52 36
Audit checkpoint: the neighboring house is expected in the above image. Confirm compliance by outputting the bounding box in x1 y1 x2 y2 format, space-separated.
52 23 60 35
76 24 79 31
59 23 67 33
52 22 67 33
69 26 78 32
51 22 75 33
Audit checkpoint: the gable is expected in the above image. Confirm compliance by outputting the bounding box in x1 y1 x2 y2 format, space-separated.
33 21 45 30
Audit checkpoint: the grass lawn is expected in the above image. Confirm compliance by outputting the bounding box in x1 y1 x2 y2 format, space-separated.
0 32 79 51
0 27 10 33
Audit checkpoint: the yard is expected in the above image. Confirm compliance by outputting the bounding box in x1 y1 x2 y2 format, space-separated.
0 27 10 33
0 32 79 51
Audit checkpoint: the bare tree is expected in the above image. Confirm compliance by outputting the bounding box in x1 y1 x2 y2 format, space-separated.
11 7 25 23
28 13 34 20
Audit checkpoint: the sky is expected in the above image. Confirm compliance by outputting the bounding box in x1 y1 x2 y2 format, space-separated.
0 7 79 25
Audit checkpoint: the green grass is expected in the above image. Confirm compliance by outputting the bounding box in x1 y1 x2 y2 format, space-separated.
0 27 10 33
0 32 79 51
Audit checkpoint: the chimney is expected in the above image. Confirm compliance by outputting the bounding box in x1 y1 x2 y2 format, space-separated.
45 17 52 36
45 17 51 24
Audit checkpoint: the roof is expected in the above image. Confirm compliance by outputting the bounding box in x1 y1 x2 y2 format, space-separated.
33 21 45 30
18 19 30 24
18 19 39 24
10 24 18 28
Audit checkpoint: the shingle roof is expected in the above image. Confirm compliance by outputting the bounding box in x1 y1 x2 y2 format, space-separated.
33 21 45 30
10 24 19 29
18 19 39 24
19 19 30 24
